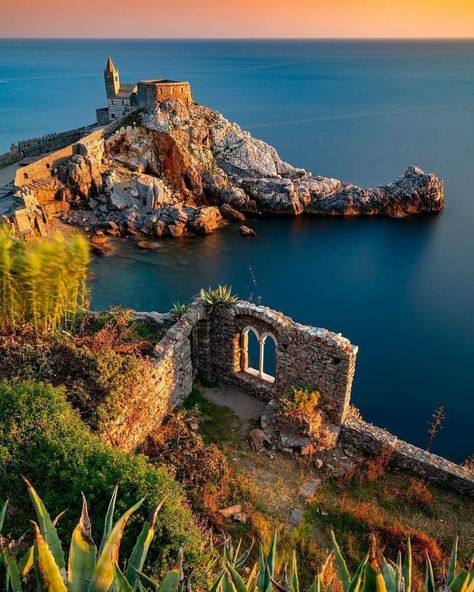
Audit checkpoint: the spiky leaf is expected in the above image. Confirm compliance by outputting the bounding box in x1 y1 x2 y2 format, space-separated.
68 494 96 592
125 501 164 590
99 485 118 557
331 530 351 591
32 521 67 592
89 497 144 592
24 478 66 580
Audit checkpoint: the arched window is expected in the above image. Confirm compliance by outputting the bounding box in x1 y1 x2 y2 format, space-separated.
261 334 277 382
241 327 277 384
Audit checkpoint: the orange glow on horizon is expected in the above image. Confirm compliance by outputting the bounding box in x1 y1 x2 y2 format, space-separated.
1 0 474 39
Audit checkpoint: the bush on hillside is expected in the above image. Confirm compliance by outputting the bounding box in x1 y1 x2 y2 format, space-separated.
0 380 208 580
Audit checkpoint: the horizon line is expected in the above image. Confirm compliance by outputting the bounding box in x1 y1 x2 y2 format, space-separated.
1 36 474 41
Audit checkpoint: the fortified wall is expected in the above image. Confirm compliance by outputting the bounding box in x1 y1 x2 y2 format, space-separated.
8 121 123 236
0 125 96 169
99 299 474 495
137 80 193 111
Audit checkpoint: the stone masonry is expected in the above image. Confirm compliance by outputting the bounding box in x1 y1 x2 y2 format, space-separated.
99 298 473 496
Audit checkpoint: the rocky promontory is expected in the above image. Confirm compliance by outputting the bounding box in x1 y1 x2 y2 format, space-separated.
11 99 444 240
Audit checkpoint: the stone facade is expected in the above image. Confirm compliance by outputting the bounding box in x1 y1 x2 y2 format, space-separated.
208 301 357 424
340 417 474 495
137 80 193 111
98 305 206 450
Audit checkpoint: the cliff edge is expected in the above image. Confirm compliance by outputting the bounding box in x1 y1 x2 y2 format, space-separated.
11 99 444 238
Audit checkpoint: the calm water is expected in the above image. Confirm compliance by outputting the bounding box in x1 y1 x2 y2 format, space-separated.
1 40 473 462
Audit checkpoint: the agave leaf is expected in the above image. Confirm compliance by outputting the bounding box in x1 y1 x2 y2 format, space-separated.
227 563 248 592
2 547 22 592
208 571 225 592
114 563 134 592
134 568 159 591
424 555 435 592
125 500 165 590
448 538 459 587
17 546 34 578
221 572 237 592
89 497 144 592
347 557 368 592
32 521 67 592
331 530 351 592
246 562 259 591
157 569 181 592
289 550 300 592
465 571 474 592
99 484 118 557
68 494 97 592
450 570 469 592
257 542 273 592
382 559 397 592
403 540 412 592
267 533 277 580
23 477 66 576
0 500 7 533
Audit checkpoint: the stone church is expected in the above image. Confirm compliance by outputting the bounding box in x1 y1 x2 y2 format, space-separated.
96 57 193 125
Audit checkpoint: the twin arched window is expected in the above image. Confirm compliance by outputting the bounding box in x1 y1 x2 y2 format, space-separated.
241 327 277 384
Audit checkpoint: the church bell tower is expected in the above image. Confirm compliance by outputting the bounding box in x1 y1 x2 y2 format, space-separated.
104 57 120 99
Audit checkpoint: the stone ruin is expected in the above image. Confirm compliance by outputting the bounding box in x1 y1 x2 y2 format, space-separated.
99 298 473 496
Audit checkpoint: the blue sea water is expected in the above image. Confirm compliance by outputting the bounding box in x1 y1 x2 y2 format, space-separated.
0 39 473 462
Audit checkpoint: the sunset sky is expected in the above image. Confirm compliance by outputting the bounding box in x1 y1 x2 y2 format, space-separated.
1 0 474 38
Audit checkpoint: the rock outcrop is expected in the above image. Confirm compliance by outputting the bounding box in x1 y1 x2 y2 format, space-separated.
12 98 444 240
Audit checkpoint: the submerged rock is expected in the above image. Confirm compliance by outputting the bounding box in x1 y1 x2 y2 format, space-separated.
239 225 256 237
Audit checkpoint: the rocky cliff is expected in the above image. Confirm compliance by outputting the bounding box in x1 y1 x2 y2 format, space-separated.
13 99 444 240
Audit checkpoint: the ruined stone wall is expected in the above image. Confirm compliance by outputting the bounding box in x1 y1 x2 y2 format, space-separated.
98 303 207 451
208 301 358 424
0 125 96 170
85 300 473 495
340 417 474 495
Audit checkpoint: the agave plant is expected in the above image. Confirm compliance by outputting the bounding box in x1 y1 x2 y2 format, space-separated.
171 303 190 318
330 531 474 592
0 479 180 591
209 531 473 592
200 286 238 310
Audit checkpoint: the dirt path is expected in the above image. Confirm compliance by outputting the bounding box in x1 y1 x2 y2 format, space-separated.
200 385 324 532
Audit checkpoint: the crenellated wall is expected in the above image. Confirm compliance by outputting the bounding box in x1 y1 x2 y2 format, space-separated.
137 80 193 111
0 125 97 170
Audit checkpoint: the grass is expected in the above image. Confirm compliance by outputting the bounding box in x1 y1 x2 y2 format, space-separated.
305 471 474 568
183 386 242 447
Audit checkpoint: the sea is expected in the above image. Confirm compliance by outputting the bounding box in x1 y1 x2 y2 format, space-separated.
0 39 473 462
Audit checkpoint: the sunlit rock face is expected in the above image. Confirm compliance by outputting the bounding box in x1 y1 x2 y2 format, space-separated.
15 97 444 238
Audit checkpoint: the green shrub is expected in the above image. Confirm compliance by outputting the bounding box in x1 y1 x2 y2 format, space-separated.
0 380 208 580
0 335 154 430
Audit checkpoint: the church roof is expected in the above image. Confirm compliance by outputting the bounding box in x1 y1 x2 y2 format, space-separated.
106 57 117 72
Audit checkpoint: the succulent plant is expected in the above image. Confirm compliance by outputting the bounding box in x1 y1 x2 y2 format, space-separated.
200 286 238 310
0 479 175 591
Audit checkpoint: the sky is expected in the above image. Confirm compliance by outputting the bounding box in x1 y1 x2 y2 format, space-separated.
1 0 474 38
